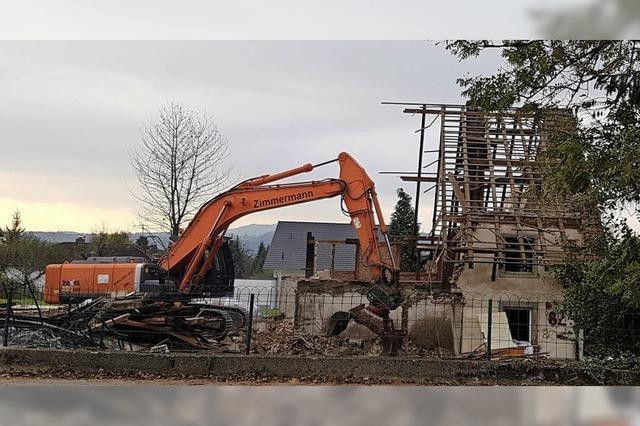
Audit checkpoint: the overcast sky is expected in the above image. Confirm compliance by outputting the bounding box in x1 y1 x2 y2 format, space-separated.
0 0 598 40
0 41 510 232
1 0 638 233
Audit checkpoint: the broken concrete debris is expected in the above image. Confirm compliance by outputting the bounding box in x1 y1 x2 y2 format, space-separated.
0 327 62 348
247 319 433 358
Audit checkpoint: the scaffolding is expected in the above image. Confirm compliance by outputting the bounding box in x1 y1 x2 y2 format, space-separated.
383 103 596 292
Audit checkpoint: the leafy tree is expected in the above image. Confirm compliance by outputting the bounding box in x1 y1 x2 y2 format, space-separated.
445 40 640 356
554 219 640 356
1 211 25 243
89 227 131 257
0 212 62 304
388 188 418 271
445 40 640 211
253 241 268 275
228 235 253 278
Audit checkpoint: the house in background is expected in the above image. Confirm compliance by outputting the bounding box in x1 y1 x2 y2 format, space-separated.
263 221 358 279
264 220 398 282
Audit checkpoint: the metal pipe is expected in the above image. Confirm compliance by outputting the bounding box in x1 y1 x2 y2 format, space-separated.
413 104 427 277
238 163 314 187
312 158 339 168
383 233 397 270
370 189 388 235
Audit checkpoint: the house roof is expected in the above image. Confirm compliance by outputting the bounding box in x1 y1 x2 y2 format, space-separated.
263 221 359 272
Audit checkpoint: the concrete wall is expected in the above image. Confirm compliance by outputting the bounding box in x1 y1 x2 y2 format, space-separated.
451 224 579 359
3 347 634 384
455 224 582 296
288 279 457 353
274 275 301 318
270 220 581 360
276 266 576 358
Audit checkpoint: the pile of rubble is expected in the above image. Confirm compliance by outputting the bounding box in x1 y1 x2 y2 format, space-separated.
0 327 61 348
250 320 383 356
249 319 436 358
3 295 447 358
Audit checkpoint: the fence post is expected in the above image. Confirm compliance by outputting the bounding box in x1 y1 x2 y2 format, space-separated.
458 306 464 355
25 282 44 325
3 286 13 347
245 293 255 355
486 299 493 361
576 329 584 361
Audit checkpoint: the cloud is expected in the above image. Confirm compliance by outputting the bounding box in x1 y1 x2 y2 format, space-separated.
0 41 499 232
0 0 539 39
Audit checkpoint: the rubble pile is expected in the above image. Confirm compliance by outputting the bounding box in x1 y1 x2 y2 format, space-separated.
3 295 445 358
250 319 436 358
250 320 383 356
0 327 61 348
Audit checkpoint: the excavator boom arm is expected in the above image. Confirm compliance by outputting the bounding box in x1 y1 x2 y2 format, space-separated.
159 152 396 293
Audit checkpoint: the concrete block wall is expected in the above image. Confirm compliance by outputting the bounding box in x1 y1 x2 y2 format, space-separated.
274 276 575 359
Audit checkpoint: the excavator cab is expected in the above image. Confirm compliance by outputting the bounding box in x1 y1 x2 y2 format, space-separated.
196 239 235 297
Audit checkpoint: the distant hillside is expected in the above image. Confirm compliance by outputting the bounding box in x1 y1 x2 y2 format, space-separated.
226 223 276 253
227 230 275 254
32 223 277 254
30 231 85 243
227 224 276 237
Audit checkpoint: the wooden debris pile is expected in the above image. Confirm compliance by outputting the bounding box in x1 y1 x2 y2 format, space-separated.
2 294 246 351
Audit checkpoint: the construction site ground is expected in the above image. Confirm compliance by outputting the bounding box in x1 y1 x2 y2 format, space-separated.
0 347 638 385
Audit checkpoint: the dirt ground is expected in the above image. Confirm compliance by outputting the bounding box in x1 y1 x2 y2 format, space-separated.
0 364 582 386
0 375 545 386
1 344 638 386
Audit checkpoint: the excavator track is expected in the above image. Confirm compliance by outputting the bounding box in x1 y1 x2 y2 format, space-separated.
204 308 234 340
188 303 248 331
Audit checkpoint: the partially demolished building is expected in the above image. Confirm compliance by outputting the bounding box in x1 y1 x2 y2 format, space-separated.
393 104 595 358
271 103 594 359
401 104 589 290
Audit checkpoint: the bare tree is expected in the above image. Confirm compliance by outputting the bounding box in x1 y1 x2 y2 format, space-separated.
131 101 231 238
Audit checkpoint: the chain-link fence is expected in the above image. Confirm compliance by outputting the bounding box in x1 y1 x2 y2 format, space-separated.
1 280 638 360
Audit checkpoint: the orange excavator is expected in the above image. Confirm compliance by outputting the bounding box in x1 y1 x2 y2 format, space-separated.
45 152 402 348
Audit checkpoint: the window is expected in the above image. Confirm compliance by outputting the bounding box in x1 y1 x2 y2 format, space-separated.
501 236 535 273
504 307 531 342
